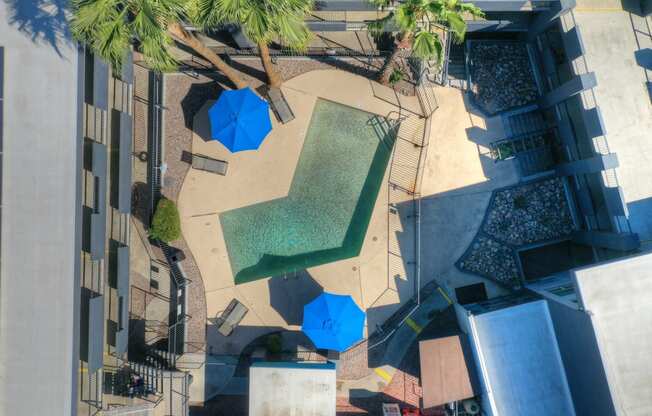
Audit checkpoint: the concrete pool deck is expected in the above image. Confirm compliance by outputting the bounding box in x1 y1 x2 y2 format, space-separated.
178 70 418 354
177 70 516 356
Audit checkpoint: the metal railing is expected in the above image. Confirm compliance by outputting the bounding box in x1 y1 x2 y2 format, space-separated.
215 45 391 58
367 95 434 349
414 61 440 117
149 71 165 209
135 67 193 364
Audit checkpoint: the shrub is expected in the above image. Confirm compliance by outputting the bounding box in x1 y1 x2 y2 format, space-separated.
150 198 181 243
389 68 405 86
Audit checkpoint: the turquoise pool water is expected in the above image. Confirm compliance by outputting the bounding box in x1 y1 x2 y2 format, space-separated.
220 99 396 284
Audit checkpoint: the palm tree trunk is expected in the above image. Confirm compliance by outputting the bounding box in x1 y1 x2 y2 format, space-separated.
258 42 283 88
379 33 412 87
167 23 248 90
379 46 402 86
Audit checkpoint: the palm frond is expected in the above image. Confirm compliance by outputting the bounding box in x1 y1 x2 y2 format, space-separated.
139 33 179 72
445 12 466 42
243 4 272 43
395 3 418 33
92 8 130 71
367 13 393 38
69 0 122 44
412 30 442 61
424 0 443 18
192 0 241 28
275 13 311 51
458 2 484 17
131 0 162 39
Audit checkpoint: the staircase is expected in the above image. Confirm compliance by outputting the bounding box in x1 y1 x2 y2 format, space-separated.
491 105 557 176
490 130 556 176
103 362 163 398
502 105 548 137
446 41 468 89
129 340 179 373
104 360 191 415
144 347 178 370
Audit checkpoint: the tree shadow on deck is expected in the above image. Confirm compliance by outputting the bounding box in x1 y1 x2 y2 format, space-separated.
3 0 71 56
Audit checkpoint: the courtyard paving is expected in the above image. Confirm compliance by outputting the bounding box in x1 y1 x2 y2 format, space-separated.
172 70 518 354
163 64 533 407
177 70 421 356
417 86 518 299
173 69 520 361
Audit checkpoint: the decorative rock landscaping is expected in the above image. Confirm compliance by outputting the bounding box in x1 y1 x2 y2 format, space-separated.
484 178 575 246
458 236 520 288
469 42 539 114
457 178 575 289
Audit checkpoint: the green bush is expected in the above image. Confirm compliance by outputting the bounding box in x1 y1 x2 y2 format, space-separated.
389 68 404 86
150 198 181 243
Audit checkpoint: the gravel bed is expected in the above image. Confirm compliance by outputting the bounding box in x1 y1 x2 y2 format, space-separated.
484 178 574 246
160 72 216 351
182 55 386 90
469 42 538 114
181 54 418 96
457 178 574 289
458 236 521 288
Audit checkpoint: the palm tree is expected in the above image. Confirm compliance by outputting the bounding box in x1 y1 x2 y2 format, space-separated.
372 0 483 86
193 0 313 88
70 0 248 89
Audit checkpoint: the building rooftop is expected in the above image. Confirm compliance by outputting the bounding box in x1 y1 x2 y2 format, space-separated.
469 300 576 416
0 1 81 414
249 361 336 416
571 9 652 243
419 335 477 409
573 252 652 416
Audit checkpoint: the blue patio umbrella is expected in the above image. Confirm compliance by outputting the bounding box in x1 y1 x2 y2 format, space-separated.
208 87 272 152
302 293 366 352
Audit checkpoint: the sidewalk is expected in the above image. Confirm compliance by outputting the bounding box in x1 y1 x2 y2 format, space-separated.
176 353 239 404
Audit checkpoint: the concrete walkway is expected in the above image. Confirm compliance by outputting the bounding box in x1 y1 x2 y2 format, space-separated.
418 87 518 300
177 353 240 404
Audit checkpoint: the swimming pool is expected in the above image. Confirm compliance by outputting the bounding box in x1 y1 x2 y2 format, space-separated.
220 99 396 284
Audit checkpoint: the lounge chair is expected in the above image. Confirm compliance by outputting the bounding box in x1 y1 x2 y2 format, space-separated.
267 87 295 124
215 299 249 336
191 154 228 176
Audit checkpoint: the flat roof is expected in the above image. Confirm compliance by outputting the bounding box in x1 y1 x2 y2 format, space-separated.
573 252 652 416
572 10 652 242
249 361 336 416
470 300 576 416
0 2 81 414
419 336 477 409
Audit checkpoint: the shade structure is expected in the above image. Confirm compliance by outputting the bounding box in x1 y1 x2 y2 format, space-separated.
208 87 272 152
302 293 365 352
